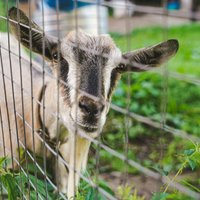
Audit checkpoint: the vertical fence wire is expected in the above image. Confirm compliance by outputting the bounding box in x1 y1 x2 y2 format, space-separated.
4 0 16 170
27 0 39 198
122 0 133 188
0 108 7 199
0 108 6 159
16 1 32 198
157 0 169 191
55 0 61 197
41 0 49 198
74 0 78 198
94 0 101 199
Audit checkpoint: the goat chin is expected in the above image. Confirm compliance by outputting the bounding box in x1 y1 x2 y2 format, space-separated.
60 108 106 138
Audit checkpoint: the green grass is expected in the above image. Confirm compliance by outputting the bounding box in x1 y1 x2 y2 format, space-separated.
111 23 200 76
109 24 200 136
0 1 15 32
100 24 200 199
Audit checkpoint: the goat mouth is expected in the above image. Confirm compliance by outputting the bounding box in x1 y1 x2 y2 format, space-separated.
77 123 98 132
69 114 99 132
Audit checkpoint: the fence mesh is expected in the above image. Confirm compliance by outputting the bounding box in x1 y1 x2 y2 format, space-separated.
0 0 200 199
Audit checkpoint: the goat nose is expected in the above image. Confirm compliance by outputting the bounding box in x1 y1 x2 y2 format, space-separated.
78 96 104 117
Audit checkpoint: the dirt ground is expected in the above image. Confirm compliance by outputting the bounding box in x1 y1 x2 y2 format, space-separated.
101 171 198 199
101 172 161 199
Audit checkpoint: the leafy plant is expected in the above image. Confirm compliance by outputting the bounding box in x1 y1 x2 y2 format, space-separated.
117 184 145 200
164 142 200 194
0 155 115 200
0 157 20 200
151 192 169 200
76 175 115 200
0 156 66 200
150 143 200 200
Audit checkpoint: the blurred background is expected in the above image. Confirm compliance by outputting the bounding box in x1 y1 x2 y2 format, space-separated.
0 0 200 199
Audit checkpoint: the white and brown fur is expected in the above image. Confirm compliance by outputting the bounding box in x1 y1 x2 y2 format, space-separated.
0 7 179 199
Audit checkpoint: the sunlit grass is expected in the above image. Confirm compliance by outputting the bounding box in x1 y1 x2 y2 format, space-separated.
111 23 200 76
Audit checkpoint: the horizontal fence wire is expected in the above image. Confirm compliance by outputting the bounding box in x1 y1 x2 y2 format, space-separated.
156 70 200 86
0 56 199 145
1 96 200 199
1 42 199 143
110 104 200 143
0 101 117 200
1 41 200 199
1 34 200 88
0 142 62 200
0 69 199 199
80 0 200 20
0 1 200 199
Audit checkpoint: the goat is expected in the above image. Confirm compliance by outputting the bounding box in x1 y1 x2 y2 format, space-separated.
0 7 179 199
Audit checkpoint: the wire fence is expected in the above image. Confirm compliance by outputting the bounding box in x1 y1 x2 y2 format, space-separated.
0 0 200 199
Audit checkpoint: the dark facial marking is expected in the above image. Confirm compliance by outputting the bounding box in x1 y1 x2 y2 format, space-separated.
50 44 69 82
107 69 121 100
50 44 70 104
59 57 70 104
60 58 69 81
73 46 110 98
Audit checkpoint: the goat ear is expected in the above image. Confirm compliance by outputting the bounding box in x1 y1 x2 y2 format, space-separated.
117 39 179 72
8 7 53 60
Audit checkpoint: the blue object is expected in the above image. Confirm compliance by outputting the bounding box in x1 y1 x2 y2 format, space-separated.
44 0 94 11
167 0 181 10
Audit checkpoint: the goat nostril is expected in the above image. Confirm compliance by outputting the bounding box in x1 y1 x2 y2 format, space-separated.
78 96 105 117
78 100 104 116
91 104 104 116
79 101 91 114
93 108 100 116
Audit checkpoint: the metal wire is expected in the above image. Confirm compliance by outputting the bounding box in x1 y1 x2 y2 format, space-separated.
0 109 116 199
121 0 132 188
1 89 199 199
40 0 49 198
0 98 199 199
0 60 199 198
80 0 200 21
0 0 200 199
94 1 101 199
16 2 32 198
1 40 200 88
1 63 198 144
27 0 39 198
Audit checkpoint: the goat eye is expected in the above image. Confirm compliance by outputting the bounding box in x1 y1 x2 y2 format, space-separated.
52 52 58 60
116 64 125 72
